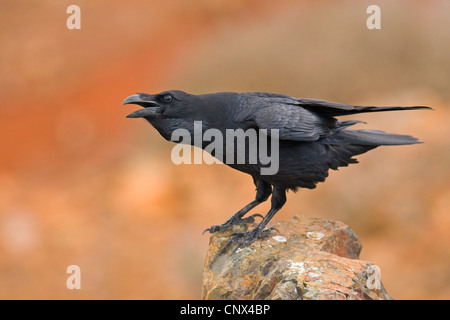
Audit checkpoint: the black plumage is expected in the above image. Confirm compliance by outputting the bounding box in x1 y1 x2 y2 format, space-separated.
123 90 430 245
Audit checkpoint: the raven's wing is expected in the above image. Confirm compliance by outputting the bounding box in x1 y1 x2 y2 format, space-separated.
250 103 338 142
249 92 430 117
245 93 429 142
295 97 430 116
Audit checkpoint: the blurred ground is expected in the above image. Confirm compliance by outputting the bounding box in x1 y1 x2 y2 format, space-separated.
0 0 449 299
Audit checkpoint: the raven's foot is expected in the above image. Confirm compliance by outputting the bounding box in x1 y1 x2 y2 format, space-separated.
202 214 263 234
229 226 276 246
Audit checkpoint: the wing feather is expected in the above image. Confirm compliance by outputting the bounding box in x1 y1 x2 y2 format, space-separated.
251 103 337 142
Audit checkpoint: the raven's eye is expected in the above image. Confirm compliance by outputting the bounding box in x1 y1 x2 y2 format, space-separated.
162 94 173 103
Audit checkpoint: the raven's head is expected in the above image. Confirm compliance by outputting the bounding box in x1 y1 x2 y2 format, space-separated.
122 90 194 118
123 90 196 141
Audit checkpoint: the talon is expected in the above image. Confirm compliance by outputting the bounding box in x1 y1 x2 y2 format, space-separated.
236 213 264 226
230 231 245 238
203 214 263 235
228 226 275 246
267 226 278 233
259 227 276 238
202 223 231 235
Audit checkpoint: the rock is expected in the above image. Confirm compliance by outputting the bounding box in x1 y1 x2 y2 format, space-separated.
201 215 392 300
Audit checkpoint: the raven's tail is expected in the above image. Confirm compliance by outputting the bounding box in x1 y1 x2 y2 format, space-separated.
299 128 423 189
317 129 421 174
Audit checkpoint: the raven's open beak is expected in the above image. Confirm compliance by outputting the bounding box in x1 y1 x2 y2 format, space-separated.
122 94 162 118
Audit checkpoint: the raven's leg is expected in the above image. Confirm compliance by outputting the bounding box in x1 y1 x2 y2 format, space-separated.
203 180 272 234
231 186 286 246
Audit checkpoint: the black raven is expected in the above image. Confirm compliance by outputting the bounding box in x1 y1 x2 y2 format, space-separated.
123 90 430 245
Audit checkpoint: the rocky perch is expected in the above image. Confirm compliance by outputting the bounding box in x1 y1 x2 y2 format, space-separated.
202 215 392 300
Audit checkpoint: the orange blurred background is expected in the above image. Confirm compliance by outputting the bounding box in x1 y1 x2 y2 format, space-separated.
0 0 449 299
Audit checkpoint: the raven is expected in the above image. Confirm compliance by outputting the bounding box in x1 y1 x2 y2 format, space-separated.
123 90 430 245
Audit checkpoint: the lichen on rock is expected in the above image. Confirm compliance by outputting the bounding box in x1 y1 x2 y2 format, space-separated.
201 215 392 300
